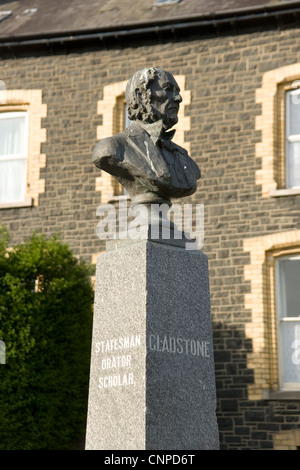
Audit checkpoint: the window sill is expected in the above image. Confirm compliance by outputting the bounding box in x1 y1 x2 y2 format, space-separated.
263 389 300 400
270 188 300 197
0 198 33 209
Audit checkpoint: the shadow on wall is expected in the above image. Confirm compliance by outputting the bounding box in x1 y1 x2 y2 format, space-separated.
213 320 255 449
212 320 300 450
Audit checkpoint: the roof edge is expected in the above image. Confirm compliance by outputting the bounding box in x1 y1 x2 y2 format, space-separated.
1 1 300 50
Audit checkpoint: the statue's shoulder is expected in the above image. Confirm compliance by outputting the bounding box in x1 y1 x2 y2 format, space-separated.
171 141 201 179
170 140 188 155
92 130 128 162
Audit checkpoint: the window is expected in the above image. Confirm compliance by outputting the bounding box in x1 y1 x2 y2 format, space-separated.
243 230 300 400
0 112 28 203
276 255 300 390
255 63 300 197
0 89 47 208
285 89 300 188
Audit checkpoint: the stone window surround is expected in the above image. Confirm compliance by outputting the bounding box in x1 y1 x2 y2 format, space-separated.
243 230 300 401
255 63 300 198
0 89 47 209
273 429 300 450
95 76 191 204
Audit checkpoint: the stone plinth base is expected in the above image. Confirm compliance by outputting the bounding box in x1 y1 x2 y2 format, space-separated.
85 238 219 450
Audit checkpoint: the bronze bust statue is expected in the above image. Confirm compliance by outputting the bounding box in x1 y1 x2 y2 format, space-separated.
92 67 201 208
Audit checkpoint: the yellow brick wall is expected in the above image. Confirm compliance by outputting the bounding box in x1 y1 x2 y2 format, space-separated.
273 429 300 450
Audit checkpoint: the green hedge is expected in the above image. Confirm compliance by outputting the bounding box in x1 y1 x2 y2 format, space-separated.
0 228 94 450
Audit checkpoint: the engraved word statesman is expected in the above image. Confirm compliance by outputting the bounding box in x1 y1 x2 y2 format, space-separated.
92 67 201 207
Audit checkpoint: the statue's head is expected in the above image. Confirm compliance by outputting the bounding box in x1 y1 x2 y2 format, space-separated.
125 67 182 130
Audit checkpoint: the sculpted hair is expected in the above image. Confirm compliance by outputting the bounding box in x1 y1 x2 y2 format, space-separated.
126 67 161 123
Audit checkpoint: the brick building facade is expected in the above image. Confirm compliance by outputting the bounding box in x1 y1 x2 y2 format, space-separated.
0 0 300 449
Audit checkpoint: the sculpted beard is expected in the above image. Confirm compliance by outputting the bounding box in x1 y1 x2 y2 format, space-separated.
127 87 178 128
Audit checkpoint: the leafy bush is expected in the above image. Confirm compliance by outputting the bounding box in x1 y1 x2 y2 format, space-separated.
0 228 94 449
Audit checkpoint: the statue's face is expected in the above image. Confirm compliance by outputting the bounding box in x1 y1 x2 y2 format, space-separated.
149 71 182 129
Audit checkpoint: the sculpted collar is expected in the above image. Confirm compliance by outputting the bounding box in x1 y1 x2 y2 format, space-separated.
136 120 176 145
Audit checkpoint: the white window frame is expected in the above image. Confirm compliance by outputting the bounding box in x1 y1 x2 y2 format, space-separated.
275 254 300 391
0 111 29 203
285 89 300 189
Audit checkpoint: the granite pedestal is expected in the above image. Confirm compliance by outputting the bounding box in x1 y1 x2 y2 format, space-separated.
85 236 219 450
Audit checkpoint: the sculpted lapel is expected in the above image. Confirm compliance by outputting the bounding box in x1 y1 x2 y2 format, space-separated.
126 124 170 180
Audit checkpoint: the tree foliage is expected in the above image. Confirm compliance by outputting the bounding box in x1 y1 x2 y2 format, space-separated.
0 228 94 449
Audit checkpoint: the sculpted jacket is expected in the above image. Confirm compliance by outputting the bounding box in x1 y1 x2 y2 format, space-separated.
92 121 201 206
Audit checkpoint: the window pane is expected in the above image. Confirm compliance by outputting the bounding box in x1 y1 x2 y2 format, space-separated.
0 159 27 202
281 321 300 384
286 141 300 187
278 257 300 317
0 114 26 156
286 90 300 136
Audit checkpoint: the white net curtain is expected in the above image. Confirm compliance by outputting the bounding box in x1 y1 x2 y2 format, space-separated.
0 112 28 203
277 256 300 388
286 90 300 188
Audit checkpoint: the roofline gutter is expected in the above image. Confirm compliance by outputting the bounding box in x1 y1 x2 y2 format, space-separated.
1 1 300 51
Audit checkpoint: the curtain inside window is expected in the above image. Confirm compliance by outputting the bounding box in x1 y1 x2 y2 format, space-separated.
278 256 300 387
0 159 27 203
0 115 26 156
286 91 300 188
288 91 300 135
0 114 27 203
287 142 300 187
281 322 300 384
278 257 300 317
